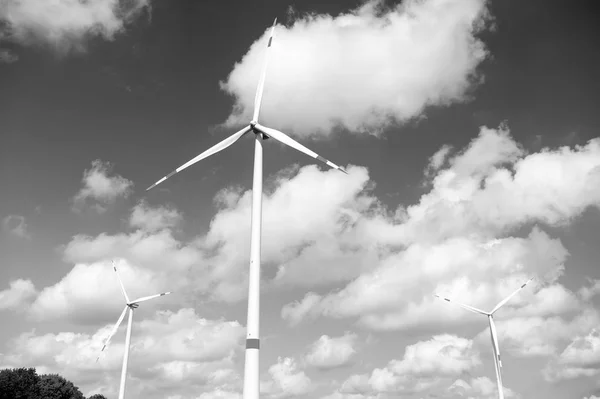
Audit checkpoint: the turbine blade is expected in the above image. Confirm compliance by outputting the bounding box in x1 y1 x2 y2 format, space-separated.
252 18 277 123
254 123 347 173
146 126 251 190
491 277 534 314
131 292 172 304
433 294 488 315
96 306 128 362
112 261 130 303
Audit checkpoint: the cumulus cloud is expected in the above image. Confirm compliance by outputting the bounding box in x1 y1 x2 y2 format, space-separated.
28 259 168 324
62 230 201 274
200 164 383 302
0 279 37 311
282 228 567 330
0 308 244 399
425 144 453 177
71 159 133 213
543 328 600 382
59 229 207 312
0 0 151 53
221 0 491 137
281 125 600 330
305 332 358 370
129 200 183 232
579 279 600 302
449 376 520 399
2 214 31 239
260 357 312 398
328 335 483 397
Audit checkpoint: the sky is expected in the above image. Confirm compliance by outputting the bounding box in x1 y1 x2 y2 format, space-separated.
1 0 600 398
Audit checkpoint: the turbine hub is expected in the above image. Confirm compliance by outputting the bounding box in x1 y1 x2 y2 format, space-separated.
127 303 139 309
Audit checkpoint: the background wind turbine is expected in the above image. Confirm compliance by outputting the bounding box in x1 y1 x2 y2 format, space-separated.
97 261 171 399
146 18 347 399
434 277 534 399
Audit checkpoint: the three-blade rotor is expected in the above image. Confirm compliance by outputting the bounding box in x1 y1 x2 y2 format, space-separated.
96 262 172 362
146 18 347 192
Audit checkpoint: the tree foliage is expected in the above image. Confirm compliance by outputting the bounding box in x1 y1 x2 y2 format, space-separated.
39 374 85 399
0 368 102 399
0 367 41 399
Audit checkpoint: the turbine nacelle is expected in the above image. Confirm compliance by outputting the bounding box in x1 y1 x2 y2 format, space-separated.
250 122 269 140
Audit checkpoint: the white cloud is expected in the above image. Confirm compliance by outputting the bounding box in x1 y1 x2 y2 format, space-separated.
0 0 150 53
60 229 207 311
62 230 202 274
330 335 482 396
282 228 567 330
281 125 600 330
28 259 168 323
425 144 453 177
479 307 600 358
221 0 490 137
72 159 133 213
543 328 600 382
135 308 245 363
197 388 242 399
579 279 600 302
398 126 600 244
129 200 183 232
200 164 384 302
261 357 312 398
305 332 358 370
282 292 322 327
2 214 31 239
0 279 37 311
448 376 520 399
0 308 244 399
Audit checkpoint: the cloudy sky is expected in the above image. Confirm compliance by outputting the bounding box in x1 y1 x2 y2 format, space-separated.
1 0 600 398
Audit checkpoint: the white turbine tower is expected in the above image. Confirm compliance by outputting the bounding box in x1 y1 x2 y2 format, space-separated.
434 277 534 399
146 19 347 399
97 261 171 399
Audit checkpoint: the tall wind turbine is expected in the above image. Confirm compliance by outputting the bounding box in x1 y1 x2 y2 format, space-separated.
97 261 171 399
434 277 534 399
146 19 347 399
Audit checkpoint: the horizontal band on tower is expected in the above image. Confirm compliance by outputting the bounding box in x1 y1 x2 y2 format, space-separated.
246 338 260 349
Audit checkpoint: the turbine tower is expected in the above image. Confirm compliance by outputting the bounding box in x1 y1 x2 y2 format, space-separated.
146 19 347 399
97 261 171 399
434 277 534 399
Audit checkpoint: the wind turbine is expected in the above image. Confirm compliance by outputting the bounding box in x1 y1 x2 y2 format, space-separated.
434 277 534 399
146 18 347 399
97 261 171 399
